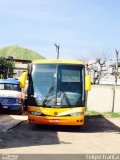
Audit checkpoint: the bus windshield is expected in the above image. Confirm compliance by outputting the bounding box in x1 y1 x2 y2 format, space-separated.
29 64 85 107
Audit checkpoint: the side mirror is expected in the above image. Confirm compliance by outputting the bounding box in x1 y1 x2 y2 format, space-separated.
85 75 91 91
19 71 28 88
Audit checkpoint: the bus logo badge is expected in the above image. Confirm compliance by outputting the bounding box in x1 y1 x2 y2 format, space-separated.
54 112 58 115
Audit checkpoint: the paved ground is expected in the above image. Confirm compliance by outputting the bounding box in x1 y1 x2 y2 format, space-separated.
0 114 120 154
0 115 120 153
0 114 27 132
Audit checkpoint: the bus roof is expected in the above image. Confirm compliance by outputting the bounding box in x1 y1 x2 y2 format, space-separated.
0 78 20 84
32 59 85 65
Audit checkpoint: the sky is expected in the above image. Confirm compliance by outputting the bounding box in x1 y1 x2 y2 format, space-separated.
0 0 120 60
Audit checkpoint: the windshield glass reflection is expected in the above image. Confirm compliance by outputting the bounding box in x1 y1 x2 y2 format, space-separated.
31 64 84 107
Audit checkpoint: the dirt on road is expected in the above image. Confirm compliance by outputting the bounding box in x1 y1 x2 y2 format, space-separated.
0 115 120 154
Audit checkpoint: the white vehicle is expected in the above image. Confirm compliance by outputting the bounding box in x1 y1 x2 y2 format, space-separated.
0 78 25 114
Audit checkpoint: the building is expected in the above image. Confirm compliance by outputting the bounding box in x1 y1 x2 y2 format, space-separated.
13 59 31 78
88 59 120 85
99 62 120 85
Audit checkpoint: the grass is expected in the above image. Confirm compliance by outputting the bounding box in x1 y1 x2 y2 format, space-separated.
0 45 45 61
85 110 120 118
102 112 120 118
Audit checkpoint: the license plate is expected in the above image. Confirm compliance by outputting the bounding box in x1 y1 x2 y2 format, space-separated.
52 120 60 122
2 106 8 109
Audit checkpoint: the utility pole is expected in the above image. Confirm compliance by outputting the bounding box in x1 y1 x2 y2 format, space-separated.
7 56 14 78
7 67 9 78
112 50 119 112
115 50 119 85
54 44 60 59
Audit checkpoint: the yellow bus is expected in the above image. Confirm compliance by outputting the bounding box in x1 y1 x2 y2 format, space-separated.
20 59 91 126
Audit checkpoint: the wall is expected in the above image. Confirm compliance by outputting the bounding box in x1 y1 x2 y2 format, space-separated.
114 86 120 112
87 85 120 112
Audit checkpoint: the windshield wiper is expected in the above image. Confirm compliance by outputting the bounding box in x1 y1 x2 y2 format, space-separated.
60 87 71 107
42 85 54 106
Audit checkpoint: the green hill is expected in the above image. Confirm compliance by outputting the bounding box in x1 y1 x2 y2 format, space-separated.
0 45 45 61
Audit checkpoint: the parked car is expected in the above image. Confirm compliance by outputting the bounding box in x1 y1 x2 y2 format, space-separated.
0 78 25 114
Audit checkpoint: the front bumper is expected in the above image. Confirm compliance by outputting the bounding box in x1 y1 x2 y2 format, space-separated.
28 114 84 126
0 104 22 111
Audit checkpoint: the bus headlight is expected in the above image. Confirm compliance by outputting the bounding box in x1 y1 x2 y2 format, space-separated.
70 112 84 116
30 111 42 116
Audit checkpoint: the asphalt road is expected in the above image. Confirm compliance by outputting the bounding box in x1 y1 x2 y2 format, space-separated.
0 114 120 154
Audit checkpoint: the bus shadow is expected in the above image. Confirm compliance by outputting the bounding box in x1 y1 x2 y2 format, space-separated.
0 115 119 149
33 115 120 133
81 115 120 133
0 120 60 149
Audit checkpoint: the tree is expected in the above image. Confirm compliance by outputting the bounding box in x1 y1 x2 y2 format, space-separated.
0 57 15 79
110 50 120 85
77 52 110 84
86 53 108 84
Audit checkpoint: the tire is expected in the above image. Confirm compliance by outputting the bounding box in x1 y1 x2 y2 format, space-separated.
16 106 24 115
